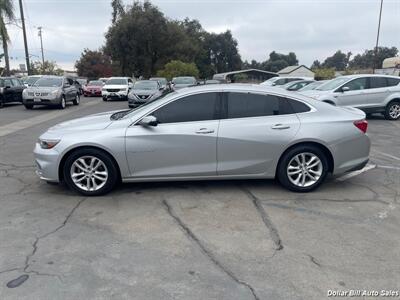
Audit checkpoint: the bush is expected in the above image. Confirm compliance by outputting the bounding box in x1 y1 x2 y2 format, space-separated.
313 68 335 80
157 60 199 80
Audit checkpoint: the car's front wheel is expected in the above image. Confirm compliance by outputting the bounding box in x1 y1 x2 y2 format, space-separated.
73 94 80 105
24 104 33 109
59 96 66 109
277 145 329 192
63 148 119 196
384 101 400 120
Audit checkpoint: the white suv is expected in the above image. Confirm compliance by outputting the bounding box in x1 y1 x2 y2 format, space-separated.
102 77 134 101
300 74 400 120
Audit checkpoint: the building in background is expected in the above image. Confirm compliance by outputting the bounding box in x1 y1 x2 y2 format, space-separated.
213 69 277 83
277 65 314 78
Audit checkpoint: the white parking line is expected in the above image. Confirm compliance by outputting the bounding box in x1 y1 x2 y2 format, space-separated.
0 101 99 138
377 165 400 171
372 150 400 162
336 163 377 181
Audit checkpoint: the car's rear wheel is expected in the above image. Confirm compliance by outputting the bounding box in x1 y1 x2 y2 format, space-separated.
384 101 400 120
59 96 66 109
102 97 107 101
73 94 80 105
63 148 119 196
24 104 33 109
277 145 328 192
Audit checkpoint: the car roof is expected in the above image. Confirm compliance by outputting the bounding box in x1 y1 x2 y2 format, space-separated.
336 74 400 80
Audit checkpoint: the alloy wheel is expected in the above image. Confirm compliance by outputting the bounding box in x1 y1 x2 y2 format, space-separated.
389 103 400 119
70 156 108 192
287 152 323 187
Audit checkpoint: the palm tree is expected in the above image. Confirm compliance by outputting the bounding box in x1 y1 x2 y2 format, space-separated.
0 0 15 75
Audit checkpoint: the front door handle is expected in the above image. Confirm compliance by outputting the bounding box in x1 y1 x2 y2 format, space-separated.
271 124 290 130
196 128 215 134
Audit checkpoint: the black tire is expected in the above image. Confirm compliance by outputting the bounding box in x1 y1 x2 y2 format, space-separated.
102 97 107 101
59 96 66 109
63 148 119 196
277 145 329 192
24 104 33 109
73 94 80 105
0 97 4 108
384 101 400 120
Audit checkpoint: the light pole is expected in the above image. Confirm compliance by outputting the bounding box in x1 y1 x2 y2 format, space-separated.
18 0 30 75
373 0 384 73
38 26 45 72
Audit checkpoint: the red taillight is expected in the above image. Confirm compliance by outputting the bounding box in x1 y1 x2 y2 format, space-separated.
354 119 368 133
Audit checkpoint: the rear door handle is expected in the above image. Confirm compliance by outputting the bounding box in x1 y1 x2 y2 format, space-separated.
196 128 215 134
271 124 290 130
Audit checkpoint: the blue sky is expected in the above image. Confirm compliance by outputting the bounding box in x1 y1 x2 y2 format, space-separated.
7 0 400 71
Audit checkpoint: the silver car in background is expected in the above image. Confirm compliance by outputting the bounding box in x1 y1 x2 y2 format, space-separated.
300 74 400 120
22 76 80 109
34 84 370 196
171 76 197 90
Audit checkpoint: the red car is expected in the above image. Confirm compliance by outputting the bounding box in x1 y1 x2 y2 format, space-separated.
83 80 104 97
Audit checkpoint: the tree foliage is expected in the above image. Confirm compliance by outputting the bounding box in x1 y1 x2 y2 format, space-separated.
75 49 114 79
0 0 15 75
30 60 64 75
321 50 351 71
104 2 241 79
156 60 199 80
242 51 299 73
349 47 398 69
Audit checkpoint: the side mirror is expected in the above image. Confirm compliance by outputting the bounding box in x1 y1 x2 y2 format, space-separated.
139 115 158 127
342 86 350 92
271 82 276 86
159 87 163 91
5 85 11 89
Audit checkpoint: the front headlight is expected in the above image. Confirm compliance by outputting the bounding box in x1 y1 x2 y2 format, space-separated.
51 90 59 97
38 139 60 149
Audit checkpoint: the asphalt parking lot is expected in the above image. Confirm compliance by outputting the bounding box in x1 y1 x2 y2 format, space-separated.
0 97 399 300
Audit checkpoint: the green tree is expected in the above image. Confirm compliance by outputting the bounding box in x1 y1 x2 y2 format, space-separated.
349 47 398 69
322 50 351 71
313 68 335 80
262 51 299 72
156 60 199 80
30 60 63 75
0 0 15 75
111 0 124 23
75 49 114 79
310 60 321 69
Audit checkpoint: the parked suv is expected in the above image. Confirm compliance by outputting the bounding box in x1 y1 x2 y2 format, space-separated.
22 76 80 109
0 77 25 108
102 77 134 101
300 74 400 120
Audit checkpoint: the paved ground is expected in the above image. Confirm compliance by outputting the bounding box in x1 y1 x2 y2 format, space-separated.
0 97 399 300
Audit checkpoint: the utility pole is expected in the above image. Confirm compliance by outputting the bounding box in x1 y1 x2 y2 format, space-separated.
373 0 384 73
18 0 30 75
38 26 45 69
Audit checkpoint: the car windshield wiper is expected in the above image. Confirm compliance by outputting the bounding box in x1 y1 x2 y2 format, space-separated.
110 110 131 120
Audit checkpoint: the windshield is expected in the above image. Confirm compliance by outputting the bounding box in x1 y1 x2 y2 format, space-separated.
316 77 349 91
106 78 127 85
88 80 103 86
134 81 158 90
299 81 324 91
25 76 40 85
173 77 196 85
34 77 63 87
150 78 167 85
77 79 87 85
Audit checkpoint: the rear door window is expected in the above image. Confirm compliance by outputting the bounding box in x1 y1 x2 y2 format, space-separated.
369 77 388 89
226 92 294 118
387 78 400 87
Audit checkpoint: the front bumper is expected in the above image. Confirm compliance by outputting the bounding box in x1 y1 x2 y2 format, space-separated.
102 91 128 100
33 143 60 182
23 96 61 106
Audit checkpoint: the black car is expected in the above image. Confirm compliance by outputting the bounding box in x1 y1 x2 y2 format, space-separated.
0 77 25 108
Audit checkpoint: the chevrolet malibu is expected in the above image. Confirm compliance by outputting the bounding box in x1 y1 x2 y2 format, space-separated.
34 85 370 196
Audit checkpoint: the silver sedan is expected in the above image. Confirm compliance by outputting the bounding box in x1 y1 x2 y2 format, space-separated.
34 85 370 196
